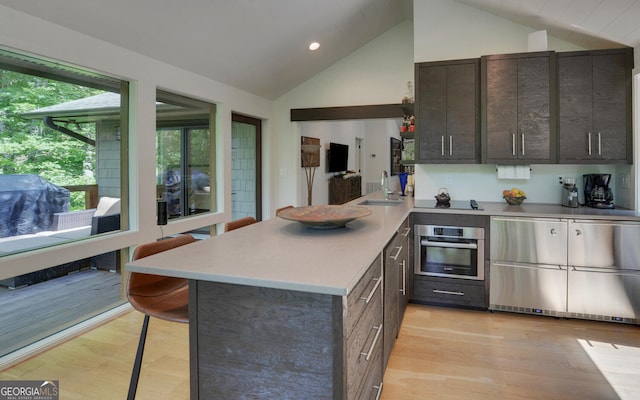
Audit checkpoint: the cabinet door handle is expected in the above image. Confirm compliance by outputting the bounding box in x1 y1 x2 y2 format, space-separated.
441 136 445 156
521 133 525 156
360 277 382 304
360 324 383 361
433 289 464 296
588 132 592 155
597 132 602 155
575 229 582 236
401 227 411 237
512 134 516 156
449 135 453 156
389 245 403 261
400 260 406 295
373 382 384 400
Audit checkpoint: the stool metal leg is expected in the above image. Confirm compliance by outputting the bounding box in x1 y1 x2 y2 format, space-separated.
127 314 150 400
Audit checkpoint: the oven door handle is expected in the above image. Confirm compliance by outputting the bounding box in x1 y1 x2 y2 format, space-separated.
421 239 477 250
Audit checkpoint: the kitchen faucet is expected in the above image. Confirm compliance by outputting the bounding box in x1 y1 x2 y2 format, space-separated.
381 170 389 199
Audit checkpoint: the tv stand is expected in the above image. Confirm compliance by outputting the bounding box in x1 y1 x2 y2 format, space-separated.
329 175 361 205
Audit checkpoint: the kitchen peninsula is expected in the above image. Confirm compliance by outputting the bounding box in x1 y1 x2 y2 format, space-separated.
126 192 414 399
126 193 640 399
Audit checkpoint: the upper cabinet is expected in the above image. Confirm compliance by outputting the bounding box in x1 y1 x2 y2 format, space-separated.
558 48 633 164
415 58 480 163
481 51 557 164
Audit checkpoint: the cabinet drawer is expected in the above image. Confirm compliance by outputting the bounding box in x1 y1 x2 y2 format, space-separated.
354 339 383 400
345 255 383 336
346 283 383 400
413 278 485 307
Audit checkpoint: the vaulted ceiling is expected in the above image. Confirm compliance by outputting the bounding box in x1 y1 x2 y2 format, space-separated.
1 0 638 100
454 0 640 50
0 0 411 99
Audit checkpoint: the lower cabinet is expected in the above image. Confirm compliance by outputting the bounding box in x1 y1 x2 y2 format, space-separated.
357 358 384 400
383 218 411 371
346 254 384 399
398 219 412 321
567 267 640 322
489 262 568 316
329 175 362 205
413 277 486 309
189 255 384 399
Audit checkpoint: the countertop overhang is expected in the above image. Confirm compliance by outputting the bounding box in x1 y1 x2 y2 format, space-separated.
126 192 414 297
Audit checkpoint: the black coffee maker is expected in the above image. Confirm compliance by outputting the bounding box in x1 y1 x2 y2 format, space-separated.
583 174 614 209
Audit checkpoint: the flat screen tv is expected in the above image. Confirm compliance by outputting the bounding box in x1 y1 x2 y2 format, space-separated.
327 142 348 173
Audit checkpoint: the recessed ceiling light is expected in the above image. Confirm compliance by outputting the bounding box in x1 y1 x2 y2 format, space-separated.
309 42 320 51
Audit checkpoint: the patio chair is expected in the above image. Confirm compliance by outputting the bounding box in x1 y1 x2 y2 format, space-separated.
90 197 122 271
126 234 197 400
90 196 121 234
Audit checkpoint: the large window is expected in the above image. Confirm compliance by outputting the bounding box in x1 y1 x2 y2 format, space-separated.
156 90 215 220
0 48 128 357
0 48 128 256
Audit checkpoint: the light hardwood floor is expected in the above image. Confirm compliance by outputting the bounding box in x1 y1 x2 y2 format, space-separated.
1 304 639 399
384 305 640 400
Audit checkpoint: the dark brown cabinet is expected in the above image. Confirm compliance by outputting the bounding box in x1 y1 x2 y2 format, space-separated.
382 218 411 371
482 51 556 164
558 48 633 164
413 277 486 308
382 228 400 370
191 255 383 399
329 175 361 205
415 58 480 163
345 255 384 400
398 218 411 322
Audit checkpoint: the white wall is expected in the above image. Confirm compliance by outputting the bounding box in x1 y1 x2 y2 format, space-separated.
274 20 415 208
413 0 583 62
297 119 402 205
0 5 273 276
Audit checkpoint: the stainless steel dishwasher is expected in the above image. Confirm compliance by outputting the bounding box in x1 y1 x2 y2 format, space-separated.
489 217 568 316
567 220 640 322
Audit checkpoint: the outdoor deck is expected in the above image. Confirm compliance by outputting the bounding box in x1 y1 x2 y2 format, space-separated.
0 268 123 356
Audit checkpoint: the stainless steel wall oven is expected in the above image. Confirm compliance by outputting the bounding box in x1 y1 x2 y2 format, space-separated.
414 225 485 280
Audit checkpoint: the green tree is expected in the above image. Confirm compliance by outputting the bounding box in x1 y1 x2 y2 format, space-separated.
0 70 101 209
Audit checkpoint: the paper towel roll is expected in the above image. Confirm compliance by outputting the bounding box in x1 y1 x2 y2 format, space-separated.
497 165 530 180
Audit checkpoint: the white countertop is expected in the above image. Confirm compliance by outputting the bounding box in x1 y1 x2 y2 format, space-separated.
126 192 414 296
126 193 640 297
413 200 640 220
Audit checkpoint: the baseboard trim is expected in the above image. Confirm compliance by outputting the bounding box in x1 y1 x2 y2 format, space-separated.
0 303 132 371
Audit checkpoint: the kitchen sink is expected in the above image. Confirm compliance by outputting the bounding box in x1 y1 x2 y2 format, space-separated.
358 198 403 206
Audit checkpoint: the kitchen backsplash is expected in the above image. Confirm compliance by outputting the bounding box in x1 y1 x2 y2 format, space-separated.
413 163 633 209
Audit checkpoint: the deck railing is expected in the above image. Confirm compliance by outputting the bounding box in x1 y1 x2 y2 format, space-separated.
62 184 99 209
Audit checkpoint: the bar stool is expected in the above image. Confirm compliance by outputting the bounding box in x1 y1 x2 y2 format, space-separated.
224 216 257 232
126 234 197 400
